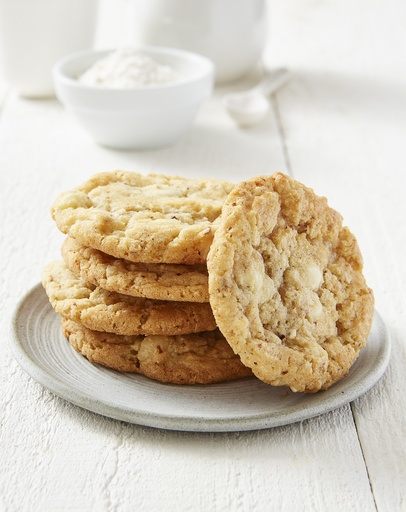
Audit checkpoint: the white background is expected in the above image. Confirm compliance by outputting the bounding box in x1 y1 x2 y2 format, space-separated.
1 0 405 510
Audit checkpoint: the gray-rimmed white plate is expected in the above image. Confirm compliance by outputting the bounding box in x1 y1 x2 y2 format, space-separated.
9 283 391 432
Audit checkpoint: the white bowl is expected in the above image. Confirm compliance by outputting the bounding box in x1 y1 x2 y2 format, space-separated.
52 47 214 149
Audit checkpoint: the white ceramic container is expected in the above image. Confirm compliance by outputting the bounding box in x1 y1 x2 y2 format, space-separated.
127 0 267 83
53 47 214 149
0 0 99 98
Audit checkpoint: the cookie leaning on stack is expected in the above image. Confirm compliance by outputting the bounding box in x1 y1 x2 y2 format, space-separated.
43 171 252 384
207 173 375 393
43 170 375 392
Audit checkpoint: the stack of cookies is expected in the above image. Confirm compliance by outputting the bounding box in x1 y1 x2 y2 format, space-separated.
43 170 375 393
42 171 252 385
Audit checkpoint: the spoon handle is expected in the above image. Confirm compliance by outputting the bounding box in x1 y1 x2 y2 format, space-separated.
257 68 292 97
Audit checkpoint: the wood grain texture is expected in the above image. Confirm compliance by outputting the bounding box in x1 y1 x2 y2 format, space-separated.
1 0 405 510
267 0 406 510
0 97 372 511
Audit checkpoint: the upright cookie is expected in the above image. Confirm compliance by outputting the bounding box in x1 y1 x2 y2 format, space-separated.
43 261 216 336
62 318 252 384
51 171 234 265
207 173 374 393
62 237 209 302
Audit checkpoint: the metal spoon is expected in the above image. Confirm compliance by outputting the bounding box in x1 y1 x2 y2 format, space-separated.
223 68 291 127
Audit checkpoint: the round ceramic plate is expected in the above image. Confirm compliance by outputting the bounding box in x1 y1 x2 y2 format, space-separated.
9 283 391 432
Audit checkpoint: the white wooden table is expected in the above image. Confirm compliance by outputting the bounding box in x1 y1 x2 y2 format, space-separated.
1 1 405 510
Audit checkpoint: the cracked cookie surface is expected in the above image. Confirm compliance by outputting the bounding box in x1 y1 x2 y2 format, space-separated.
42 261 216 336
207 173 375 393
51 171 234 265
62 237 209 303
62 318 252 384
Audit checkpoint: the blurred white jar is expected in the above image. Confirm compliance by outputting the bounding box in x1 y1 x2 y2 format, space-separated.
0 0 99 98
127 0 267 83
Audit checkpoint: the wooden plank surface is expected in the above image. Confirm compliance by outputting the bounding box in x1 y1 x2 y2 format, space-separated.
0 87 375 512
1 0 405 510
267 1 406 510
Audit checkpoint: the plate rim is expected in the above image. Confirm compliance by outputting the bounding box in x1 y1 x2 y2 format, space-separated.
8 283 392 432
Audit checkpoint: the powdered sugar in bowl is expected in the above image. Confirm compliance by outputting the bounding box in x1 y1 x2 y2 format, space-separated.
53 47 214 149
78 48 180 89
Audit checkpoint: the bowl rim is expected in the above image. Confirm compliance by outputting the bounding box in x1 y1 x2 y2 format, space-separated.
53 46 215 93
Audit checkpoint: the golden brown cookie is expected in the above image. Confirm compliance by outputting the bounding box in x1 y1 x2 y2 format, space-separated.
61 318 252 384
207 173 375 393
42 261 216 336
61 237 209 303
51 171 234 265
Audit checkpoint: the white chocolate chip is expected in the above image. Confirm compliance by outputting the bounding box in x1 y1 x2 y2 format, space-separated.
305 264 323 290
309 299 323 319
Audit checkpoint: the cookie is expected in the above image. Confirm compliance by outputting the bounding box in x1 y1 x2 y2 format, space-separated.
207 173 375 393
61 318 252 384
42 261 216 336
61 237 209 303
51 171 234 265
